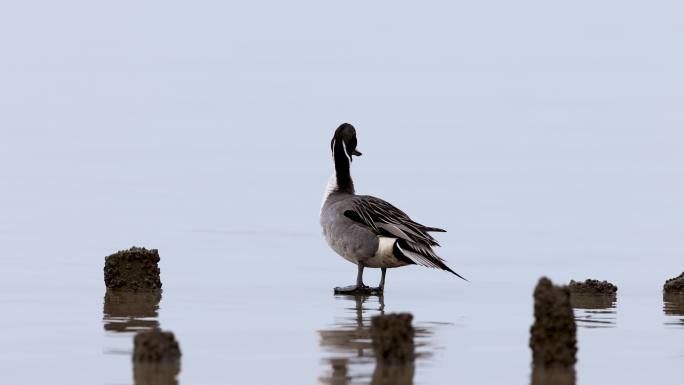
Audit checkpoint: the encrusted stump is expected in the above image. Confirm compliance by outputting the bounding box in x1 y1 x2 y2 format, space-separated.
530 277 577 385
568 279 617 295
663 272 684 317
664 272 684 294
104 247 161 292
569 279 618 310
133 330 182 385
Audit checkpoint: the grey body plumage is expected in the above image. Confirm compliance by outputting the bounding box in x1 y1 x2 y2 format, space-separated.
320 123 465 294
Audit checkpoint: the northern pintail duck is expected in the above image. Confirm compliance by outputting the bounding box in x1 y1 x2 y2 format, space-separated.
320 123 465 294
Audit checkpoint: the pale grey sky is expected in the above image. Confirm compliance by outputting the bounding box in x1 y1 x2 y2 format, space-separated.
1 0 683 276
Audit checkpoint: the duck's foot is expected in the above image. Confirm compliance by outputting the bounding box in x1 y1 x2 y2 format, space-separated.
334 284 383 295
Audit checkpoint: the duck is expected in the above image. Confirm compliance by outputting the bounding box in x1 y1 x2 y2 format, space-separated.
320 123 466 294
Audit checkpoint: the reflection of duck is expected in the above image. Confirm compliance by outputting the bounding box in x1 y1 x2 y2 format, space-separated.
103 290 161 333
318 294 433 385
318 294 380 384
663 292 684 327
570 293 617 329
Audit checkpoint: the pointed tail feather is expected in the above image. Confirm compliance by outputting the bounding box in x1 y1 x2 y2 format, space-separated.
396 243 468 282
441 264 469 282
424 226 446 232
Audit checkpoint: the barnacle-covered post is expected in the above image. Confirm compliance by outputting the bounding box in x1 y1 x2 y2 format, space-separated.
104 247 162 292
530 277 577 385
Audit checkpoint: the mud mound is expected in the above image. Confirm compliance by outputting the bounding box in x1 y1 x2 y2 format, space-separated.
664 272 684 294
104 247 161 291
530 277 577 369
370 313 415 366
568 279 617 295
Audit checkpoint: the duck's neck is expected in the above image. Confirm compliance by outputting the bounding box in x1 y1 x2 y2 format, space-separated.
332 139 355 194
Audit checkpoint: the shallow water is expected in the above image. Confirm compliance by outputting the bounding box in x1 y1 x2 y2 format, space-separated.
571 293 617 329
1 225 682 384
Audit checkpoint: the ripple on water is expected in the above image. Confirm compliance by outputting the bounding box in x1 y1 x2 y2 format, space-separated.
317 294 440 385
663 292 684 328
570 293 617 329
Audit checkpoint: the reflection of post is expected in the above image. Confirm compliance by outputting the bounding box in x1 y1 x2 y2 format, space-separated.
570 293 616 310
663 272 684 327
663 292 684 316
133 329 182 385
371 365 414 385
103 290 161 333
370 313 415 385
319 294 434 385
318 294 383 384
134 362 180 385
570 293 617 329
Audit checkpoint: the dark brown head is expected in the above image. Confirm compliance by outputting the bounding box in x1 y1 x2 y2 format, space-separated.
331 123 362 162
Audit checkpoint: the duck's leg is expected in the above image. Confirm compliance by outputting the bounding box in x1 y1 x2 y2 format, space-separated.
368 268 386 293
334 264 381 294
334 264 365 293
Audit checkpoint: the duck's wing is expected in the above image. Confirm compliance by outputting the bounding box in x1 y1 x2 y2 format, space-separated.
344 195 466 280
344 195 443 244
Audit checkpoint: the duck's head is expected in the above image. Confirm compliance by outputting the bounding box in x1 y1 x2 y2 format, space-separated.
331 123 362 162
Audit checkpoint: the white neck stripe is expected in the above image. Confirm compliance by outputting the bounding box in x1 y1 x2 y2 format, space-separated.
341 141 352 163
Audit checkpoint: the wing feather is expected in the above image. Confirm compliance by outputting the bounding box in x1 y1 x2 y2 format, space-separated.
342 195 466 280
347 195 444 245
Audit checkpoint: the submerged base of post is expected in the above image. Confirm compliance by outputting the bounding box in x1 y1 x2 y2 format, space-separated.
531 366 576 385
